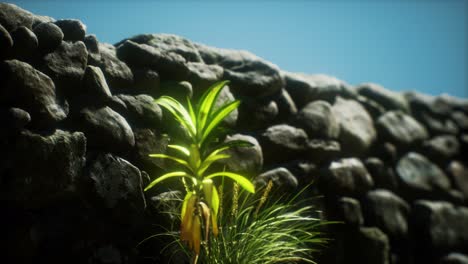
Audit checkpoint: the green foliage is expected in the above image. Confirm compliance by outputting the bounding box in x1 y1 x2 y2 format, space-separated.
145 81 255 263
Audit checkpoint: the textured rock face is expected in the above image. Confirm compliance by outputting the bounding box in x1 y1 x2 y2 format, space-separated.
1 4 468 264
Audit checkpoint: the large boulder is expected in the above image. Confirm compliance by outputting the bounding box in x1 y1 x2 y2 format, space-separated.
357 83 409 113
0 24 13 59
33 22 64 54
221 134 263 178
0 129 86 206
319 158 374 197
0 3 34 31
81 65 112 102
412 200 468 255
114 94 162 129
9 26 38 60
376 111 429 149
333 97 376 155
396 152 451 201
54 19 86 42
0 59 67 128
293 100 340 139
283 72 356 108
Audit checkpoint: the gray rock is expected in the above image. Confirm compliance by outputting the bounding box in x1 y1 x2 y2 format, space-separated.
440 253 468 264
1 129 86 206
84 34 99 54
451 111 468 132
78 106 135 153
40 41 88 96
293 100 339 139
131 67 160 95
363 189 410 241
237 97 278 130
356 95 386 120
275 89 298 121
412 200 468 253
259 124 308 164
88 43 133 91
0 3 34 31
87 153 145 210
364 157 399 191
255 167 298 191
0 24 13 59
159 80 193 101
32 14 55 27
114 94 162 129
10 26 38 60
0 60 67 128
422 135 460 166
333 97 376 155
54 19 86 42
396 152 451 200
187 62 224 91
414 110 459 136
306 139 341 164
447 161 468 200
82 65 112 101
319 158 374 197
337 197 364 227
344 227 390 264
33 22 63 53
376 111 429 148
221 134 263 178
116 40 189 80
357 83 409 113
0 107 31 132
133 129 169 172
197 44 284 97
283 72 356 108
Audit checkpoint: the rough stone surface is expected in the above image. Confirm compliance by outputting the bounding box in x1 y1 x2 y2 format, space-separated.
306 139 341 164
333 97 376 155
10 26 38 60
396 152 451 200
0 24 13 59
114 94 162 129
376 111 429 149
82 65 112 100
336 196 364 227
447 161 468 200
422 135 460 166
357 83 409 113
343 227 390 264
221 134 263 178
259 124 308 165
0 107 31 132
293 100 339 139
237 97 278 130
0 3 34 31
0 59 67 128
54 19 86 42
255 167 298 191
365 157 399 191
33 22 64 53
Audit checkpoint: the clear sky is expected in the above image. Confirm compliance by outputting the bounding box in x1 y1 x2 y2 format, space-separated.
10 0 468 98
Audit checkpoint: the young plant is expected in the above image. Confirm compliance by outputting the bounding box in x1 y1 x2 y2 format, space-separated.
145 81 255 263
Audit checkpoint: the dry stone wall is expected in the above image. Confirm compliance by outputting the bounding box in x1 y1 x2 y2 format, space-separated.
1 3 468 264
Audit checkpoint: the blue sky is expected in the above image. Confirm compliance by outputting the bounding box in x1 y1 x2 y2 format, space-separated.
11 0 468 97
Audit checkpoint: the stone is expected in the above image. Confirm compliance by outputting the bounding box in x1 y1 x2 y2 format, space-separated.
84 34 99 54
258 124 308 165
1 129 86 206
414 110 459 136
88 43 133 91
376 111 429 149
396 152 451 201
319 158 374 197
237 97 278 130
114 94 162 129
283 71 356 108
422 135 460 166
357 83 409 113
82 65 112 100
306 139 341 164
0 107 31 132
412 200 468 253
86 153 145 210
10 26 38 60
116 40 189 80
132 129 169 173
364 157 398 191
356 95 386 120
33 22 63 53
39 41 88 97
440 253 468 264
220 134 263 178
0 3 34 31
32 14 55 27
447 161 468 199
281 160 319 184
344 227 390 264
197 44 284 97
0 60 67 128
0 24 13 59
363 189 410 241
451 111 468 132
77 106 135 153
293 100 339 139
131 67 160 95
333 97 376 155
187 62 224 91
255 167 298 191
54 19 86 42
274 89 298 121
337 197 364 227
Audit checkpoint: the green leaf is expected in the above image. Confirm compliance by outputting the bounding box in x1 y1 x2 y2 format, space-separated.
144 171 192 191
203 139 253 163
148 153 191 170
198 153 230 176
167 144 190 156
181 191 193 220
187 97 197 130
201 100 240 144
206 172 255 193
211 185 220 217
196 81 229 138
156 96 196 137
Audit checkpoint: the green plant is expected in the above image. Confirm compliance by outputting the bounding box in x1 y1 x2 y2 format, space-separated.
145 81 255 263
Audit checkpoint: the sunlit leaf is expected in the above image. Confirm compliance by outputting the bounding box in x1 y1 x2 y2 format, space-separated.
144 171 192 191
168 144 190 156
156 96 196 137
198 153 230 176
196 81 229 138
206 172 255 193
201 100 240 145
148 153 191 170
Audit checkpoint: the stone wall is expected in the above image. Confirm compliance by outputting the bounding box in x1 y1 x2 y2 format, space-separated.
1 3 467 264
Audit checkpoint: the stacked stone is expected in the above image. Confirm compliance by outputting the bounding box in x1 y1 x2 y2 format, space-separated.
1 3 467 264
